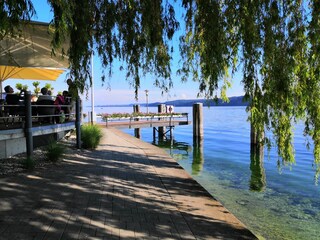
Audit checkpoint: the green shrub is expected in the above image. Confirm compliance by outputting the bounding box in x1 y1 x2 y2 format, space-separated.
23 157 35 169
81 124 103 149
45 142 65 162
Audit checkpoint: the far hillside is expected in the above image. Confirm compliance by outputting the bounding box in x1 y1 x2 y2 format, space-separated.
149 96 248 107
94 96 248 108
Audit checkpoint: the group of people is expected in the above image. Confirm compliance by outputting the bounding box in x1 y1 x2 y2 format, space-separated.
2 78 78 122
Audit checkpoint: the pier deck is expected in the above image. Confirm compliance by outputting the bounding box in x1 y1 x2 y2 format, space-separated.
102 113 191 129
105 119 191 128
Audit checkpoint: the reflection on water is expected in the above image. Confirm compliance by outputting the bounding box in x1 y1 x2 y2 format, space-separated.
113 106 320 240
153 137 192 161
192 137 204 175
249 146 266 192
152 134 205 176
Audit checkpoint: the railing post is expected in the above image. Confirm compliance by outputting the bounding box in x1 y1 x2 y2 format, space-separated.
24 91 33 158
75 97 81 149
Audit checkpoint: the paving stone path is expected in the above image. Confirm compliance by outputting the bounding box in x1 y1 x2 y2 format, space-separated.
0 128 257 239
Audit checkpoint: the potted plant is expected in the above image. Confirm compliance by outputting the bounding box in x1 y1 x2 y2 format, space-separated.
44 83 54 95
32 81 41 96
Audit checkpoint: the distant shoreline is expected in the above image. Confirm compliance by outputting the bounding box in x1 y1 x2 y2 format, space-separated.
93 96 248 108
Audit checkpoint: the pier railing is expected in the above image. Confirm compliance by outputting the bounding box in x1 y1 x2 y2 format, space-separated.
100 112 189 129
0 91 82 159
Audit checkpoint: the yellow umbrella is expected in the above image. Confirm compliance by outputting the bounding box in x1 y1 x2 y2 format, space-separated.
0 66 64 81
0 65 65 98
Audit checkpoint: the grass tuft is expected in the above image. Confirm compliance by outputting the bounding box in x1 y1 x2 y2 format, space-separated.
45 142 65 162
81 124 103 149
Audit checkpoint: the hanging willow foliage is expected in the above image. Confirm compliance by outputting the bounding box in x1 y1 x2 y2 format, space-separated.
47 0 179 98
1 0 320 168
180 0 320 169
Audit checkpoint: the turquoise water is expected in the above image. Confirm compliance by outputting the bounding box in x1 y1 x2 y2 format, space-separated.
92 106 320 240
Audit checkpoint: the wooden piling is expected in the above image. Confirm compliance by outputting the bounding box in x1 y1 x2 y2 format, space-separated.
133 104 140 114
193 103 203 139
133 104 141 138
158 104 166 139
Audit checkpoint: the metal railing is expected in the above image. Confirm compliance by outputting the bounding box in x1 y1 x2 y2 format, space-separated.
0 102 76 128
0 91 82 158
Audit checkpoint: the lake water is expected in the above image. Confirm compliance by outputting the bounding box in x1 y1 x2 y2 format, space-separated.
88 106 320 240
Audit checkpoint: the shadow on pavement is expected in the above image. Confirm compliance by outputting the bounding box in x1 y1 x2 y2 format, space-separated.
0 132 256 239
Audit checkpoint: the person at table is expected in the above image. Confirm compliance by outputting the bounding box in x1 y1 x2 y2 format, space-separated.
54 91 67 113
1 85 12 100
4 85 24 103
4 85 14 94
54 91 67 123
2 85 15 102
37 87 54 102
3 85 24 118
4 85 15 96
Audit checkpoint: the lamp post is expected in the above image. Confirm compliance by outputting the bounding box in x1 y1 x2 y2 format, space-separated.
145 89 149 113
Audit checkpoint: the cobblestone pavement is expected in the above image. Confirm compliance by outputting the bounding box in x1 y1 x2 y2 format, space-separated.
0 128 257 239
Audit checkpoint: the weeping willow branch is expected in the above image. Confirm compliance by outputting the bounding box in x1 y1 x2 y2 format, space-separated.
2 0 320 168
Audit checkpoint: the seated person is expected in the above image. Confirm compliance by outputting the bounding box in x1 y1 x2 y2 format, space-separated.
54 92 65 113
37 87 54 102
59 91 71 120
4 85 14 95
54 92 66 123
3 85 24 118
4 85 23 104
36 88 55 123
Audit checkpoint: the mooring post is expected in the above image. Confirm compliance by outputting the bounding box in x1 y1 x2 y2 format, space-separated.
250 124 265 147
133 104 140 114
169 126 173 140
75 97 81 149
24 91 33 158
133 104 141 138
158 104 166 139
153 127 156 142
193 103 203 141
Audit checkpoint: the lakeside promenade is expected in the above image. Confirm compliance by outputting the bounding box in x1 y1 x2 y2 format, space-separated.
0 128 257 239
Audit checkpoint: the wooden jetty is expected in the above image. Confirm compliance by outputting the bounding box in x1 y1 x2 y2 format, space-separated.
99 113 191 140
102 113 190 129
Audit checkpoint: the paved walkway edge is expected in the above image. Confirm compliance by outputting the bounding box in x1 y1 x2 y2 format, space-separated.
103 128 257 239
0 127 258 239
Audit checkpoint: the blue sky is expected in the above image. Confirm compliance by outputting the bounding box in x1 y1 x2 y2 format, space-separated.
6 0 244 106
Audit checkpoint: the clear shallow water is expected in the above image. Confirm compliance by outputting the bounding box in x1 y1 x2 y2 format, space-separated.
90 106 320 240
